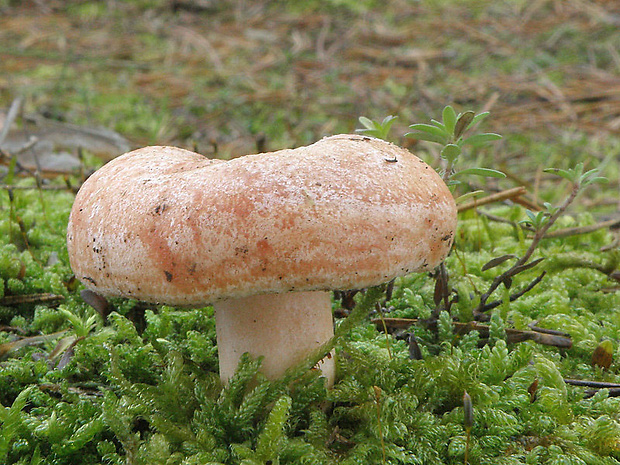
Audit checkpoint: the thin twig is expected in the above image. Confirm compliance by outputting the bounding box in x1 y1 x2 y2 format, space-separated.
477 272 546 314
372 317 572 349
537 217 620 239
373 386 387 465
476 183 581 313
457 186 527 212
564 379 620 389
528 322 571 337
510 195 544 212
477 210 521 227
0 293 64 306
0 97 22 147
585 388 620 399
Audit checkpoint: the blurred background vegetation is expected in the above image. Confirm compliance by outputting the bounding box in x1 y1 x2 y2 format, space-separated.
1 0 619 198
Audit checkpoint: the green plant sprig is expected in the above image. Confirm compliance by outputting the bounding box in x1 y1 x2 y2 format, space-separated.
476 163 608 315
357 106 506 321
406 106 504 184
356 115 398 140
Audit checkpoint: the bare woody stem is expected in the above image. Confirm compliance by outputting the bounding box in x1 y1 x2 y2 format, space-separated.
476 182 581 313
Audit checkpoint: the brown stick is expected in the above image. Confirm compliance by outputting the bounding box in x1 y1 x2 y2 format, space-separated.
477 183 581 313
528 322 571 337
457 186 527 212
585 389 620 398
564 379 620 389
537 217 620 239
372 317 572 349
478 272 546 314
0 293 64 306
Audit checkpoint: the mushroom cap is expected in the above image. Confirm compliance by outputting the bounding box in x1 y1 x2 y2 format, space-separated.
67 134 457 306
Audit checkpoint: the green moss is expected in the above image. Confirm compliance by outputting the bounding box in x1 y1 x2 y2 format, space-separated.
0 176 618 465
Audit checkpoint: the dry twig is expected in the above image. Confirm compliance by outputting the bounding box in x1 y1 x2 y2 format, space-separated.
372 317 572 349
457 186 527 212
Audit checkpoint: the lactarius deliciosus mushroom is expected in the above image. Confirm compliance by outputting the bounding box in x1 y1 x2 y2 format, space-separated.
66 134 457 386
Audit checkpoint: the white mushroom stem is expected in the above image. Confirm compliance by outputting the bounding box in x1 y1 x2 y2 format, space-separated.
213 290 335 386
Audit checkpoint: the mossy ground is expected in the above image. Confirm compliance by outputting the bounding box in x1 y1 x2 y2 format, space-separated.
1 1 619 464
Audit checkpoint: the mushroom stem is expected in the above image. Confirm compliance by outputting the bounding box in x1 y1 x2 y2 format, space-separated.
213 290 335 386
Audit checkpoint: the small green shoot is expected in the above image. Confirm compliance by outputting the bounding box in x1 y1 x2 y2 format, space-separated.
452 167 507 179
544 162 608 188
477 162 609 314
59 308 97 338
454 190 485 204
356 115 398 140
520 209 550 231
406 105 504 183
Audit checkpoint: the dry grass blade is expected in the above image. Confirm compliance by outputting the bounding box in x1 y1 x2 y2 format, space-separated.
0 330 68 359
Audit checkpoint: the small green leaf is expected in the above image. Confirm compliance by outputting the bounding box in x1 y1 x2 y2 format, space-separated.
454 111 475 139
452 167 506 178
581 168 600 180
574 162 584 179
357 115 397 140
543 202 560 216
381 115 398 126
355 126 379 137
405 131 447 144
520 210 548 230
526 210 537 222
442 105 457 135
455 190 485 204
467 111 490 129
460 133 502 147
441 144 461 162
582 176 608 186
408 123 449 138
358 116 375 130
544 167 577 183
430 119 447 130
580 168 608 186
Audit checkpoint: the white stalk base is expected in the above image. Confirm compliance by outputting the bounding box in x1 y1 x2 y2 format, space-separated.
214 290 335 387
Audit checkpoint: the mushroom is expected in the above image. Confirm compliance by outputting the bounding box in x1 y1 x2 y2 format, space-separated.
66 134 457 386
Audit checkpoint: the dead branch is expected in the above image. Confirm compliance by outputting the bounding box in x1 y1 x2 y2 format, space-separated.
537 217 620 239
564 379 620 389
372 317 572 349
457 186 527 212
476 272 546 316
0 293 65 306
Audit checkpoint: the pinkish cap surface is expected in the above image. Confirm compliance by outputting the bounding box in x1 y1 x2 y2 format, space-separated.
67 134 457 306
